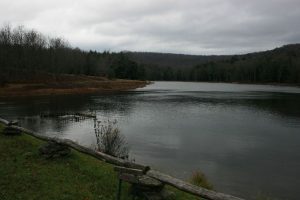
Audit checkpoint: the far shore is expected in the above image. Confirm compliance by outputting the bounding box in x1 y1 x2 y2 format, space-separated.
0 74 149 97
153 80 300 87
1 76 298 98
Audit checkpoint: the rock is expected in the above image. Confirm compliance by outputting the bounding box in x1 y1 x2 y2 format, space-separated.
3 126 21 135
131 175 164 193
130 175 165 199
142 192 163 200
138 175 164 189
160 189 175 200
39 141 71 159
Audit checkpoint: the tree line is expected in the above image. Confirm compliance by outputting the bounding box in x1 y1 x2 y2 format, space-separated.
127 45 300 84
189 45 300 84
1 24 299 84
0 24 145 84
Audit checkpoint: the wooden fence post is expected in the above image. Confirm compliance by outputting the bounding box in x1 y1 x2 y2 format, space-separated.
117 178 122 200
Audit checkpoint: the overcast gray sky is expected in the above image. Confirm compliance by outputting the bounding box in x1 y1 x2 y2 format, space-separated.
1 0 300 55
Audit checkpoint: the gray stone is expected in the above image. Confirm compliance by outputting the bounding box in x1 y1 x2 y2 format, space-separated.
160 189 176 200
138 175 164 188
129 175 165 199
3 126 21 135
142 192 163 200
39 141 71 159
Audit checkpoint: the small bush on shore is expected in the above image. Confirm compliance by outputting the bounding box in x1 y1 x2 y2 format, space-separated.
189 171 213 190
94 119 129 159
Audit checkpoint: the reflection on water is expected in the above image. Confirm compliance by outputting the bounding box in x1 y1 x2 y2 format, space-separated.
1 82 300 200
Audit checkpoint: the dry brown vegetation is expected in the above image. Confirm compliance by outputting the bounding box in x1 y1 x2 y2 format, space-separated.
0 74 148 97
189 171 213 190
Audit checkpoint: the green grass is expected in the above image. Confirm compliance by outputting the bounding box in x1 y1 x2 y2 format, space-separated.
0 124 199 200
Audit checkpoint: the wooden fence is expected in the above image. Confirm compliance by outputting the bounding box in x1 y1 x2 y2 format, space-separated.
0 117 245 200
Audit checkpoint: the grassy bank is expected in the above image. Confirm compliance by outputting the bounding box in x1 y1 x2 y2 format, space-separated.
0 124 197 200
0 74 148 97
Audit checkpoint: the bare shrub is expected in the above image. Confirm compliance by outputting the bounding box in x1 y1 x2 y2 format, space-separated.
94 119 129 159
189 171 213 190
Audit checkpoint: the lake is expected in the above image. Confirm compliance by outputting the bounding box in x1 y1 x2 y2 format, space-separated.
1 82 300 200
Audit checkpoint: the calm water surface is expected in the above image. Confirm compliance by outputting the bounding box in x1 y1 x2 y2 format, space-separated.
1 82 300 200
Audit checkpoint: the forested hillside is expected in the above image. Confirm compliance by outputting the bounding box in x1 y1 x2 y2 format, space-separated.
1 24 299 84
127 45 300 83
126 52 227 68
189 44 300 83
125 52 228 81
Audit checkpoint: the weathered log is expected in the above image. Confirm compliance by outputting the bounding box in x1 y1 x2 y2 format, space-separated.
0 118 9 125
41 112 96 119
119 174 163 189
8 120 19 126
75 112 96 119
147 170 245 200
114 166 145 176
136 175 163 188
0 119 21 135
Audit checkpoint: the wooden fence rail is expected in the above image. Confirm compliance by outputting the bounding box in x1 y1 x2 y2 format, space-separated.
0 117 245 200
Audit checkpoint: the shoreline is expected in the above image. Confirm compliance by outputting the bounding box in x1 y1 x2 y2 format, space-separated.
0 118 244 200
2 78 298 98
151 80 300 87
0 74 149 97
0 123 200 200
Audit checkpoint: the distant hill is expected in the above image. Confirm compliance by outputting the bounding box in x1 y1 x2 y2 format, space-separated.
125 44 300 83
127 44 300 68
126 52 228 69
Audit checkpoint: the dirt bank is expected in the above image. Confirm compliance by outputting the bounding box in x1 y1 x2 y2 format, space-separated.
0 74 149 97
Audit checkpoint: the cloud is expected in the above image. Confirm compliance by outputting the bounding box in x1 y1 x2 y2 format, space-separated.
0 0 300 54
